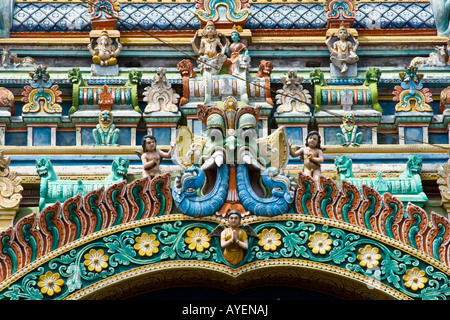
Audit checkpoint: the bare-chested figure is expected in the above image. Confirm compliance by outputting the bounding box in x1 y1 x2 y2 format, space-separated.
325 23 359 73
141 135 175 178
288 131 324 185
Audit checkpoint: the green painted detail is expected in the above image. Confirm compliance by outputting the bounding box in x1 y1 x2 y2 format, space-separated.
341 190 355 224
68 203 82 241
408 213 421 250
0 219 449 300
89 194 103 233
110 189 124 226
45 211 60 252
364 194 376 232
320 185 333 219
1 236 17 276
300 180 313 216
131 184 145 221
21 224 38 263
155 181 166 217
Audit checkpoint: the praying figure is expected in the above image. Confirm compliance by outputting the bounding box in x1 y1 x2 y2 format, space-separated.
88 30 122 67
325 23 359 73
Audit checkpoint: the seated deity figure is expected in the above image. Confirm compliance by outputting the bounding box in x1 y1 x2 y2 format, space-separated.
225 25 249 74
191 19 229 75
93 110 120 146
88 30 122 67
337 112 362 147
325 23 359 73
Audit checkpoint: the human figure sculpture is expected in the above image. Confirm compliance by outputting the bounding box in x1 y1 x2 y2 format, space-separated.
191 19 229 75
88 30 122 67
220 210 249 266
325 24 359 73
141 135 175 178
289 131 324 185
225 25 248 74
337 112 362 147
93 110 120 146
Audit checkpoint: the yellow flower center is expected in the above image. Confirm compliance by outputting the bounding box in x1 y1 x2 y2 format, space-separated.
93 257 99 263
48 279 54 286
144 242 150 248
196 237 202 243
412 276 419 283
267 238 273 243
318 241 323 246
367 255 371 260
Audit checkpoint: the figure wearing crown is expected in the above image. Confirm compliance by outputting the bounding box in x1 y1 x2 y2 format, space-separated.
325 23 359 74
191 19 229 75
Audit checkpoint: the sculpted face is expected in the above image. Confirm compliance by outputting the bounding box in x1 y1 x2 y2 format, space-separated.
204 24 216 37
307 134 319 148
145 137 156 152
338 28 348 40
228 213 241 228
231 31 240 43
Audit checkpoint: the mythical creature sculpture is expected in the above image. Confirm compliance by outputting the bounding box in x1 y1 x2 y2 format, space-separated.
336 113 362 147
334 155 428 207
36 156 129 210
88 30 122 67
93 110 120 146
177 59 197 106
105 157 130 182
363 67 383 113
173 96 293 217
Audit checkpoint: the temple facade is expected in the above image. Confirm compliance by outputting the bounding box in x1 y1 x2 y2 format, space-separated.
0 0 449 300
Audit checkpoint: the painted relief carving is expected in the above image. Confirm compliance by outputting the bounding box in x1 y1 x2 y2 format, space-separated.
393 67 433 112
336 112 362 146
21 65 62 114
275 69 311 114
0 151 22 211
143 68 180 113
409 45 446 68
92 110 120 146
88 30 122 67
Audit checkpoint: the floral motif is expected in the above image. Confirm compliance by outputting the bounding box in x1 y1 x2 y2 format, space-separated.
37 271 64 297
134 233 160 257
308 232 332 255
83 249 109 272
185 227 211 252
357 245 382 268
258 228 282 251
403 267 428 291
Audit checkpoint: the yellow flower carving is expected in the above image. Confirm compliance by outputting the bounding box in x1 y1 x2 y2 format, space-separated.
357 245 382 268
403 267 428 291
38 271 64 297
258 228 282 251
185 227 211 252
84 249 109 272
134 233 160 257
308 232 332 255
